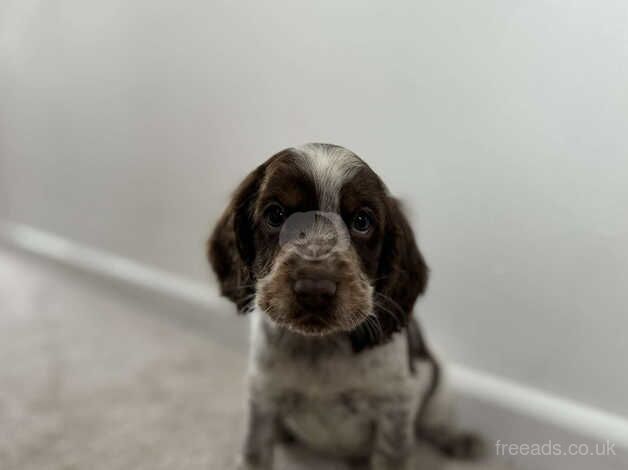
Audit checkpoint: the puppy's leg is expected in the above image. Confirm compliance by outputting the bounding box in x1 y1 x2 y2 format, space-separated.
418 426 485 460
409 318 484 461
369 398 414 470
415 361 485 460
239 399 277 470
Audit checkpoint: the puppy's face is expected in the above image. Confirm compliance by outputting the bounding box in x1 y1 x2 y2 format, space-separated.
252 149 385 336
209 144 428 348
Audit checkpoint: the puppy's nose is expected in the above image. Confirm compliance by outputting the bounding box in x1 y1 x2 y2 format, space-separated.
293 276 337 309
293 278 337 296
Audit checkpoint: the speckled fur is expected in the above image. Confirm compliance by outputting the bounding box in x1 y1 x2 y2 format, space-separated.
243 310 442 469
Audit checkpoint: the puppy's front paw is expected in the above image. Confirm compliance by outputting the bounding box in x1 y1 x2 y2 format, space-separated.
419 427 486 461
440 432 485 460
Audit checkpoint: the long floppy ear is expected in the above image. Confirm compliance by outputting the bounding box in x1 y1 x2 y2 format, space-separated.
350 197 429 351
207 164 265 312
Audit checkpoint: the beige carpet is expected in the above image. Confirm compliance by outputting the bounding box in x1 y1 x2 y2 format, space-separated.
0 247 511 470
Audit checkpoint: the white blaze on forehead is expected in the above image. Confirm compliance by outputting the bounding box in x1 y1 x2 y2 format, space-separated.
293 143 364 211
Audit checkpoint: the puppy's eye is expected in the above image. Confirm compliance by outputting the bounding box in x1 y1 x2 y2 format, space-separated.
351 210 373 235
263 203 286 229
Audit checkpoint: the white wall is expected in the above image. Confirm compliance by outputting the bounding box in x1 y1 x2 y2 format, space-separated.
1 1 627 417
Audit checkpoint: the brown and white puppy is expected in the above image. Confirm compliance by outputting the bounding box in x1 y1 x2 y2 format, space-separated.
208 144 480 470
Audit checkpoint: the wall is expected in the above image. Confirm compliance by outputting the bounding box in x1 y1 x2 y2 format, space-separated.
1 1 627 417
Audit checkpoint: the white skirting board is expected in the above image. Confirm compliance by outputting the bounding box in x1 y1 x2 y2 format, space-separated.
1 221 627 470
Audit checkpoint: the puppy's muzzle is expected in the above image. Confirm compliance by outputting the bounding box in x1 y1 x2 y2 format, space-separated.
280 212 349 311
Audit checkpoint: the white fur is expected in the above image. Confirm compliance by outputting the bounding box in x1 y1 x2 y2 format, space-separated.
247 309 436 458
293 143 363 212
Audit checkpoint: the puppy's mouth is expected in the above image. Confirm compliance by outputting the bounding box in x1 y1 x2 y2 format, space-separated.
257 274 334 335
289 312 335 335
257 263 373 336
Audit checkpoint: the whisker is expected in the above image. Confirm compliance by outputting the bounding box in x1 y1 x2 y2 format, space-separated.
373 300 402 323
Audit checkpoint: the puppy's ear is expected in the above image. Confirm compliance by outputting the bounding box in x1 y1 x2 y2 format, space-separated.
351 197 429 351
377 197 429 328
207 164 265 312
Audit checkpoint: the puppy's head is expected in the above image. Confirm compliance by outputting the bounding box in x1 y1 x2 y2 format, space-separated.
208 144 428 350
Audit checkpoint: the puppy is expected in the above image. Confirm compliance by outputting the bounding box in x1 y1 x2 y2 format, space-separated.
208 144 480 469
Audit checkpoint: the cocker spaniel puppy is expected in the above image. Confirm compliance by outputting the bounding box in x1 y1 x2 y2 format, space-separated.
208 144 480 470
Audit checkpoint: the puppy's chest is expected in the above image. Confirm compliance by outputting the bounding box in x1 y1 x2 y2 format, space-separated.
249 330 419 457
250 329 413 400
